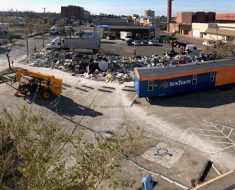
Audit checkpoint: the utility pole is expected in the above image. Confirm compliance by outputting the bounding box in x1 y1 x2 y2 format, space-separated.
42 7 46 48
25 18 29 56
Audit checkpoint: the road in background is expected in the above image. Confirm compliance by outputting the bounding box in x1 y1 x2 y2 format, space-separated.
157 31 204 48
0 35 53 71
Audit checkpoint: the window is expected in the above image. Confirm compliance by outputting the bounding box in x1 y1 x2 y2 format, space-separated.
192 75 197 85
148 80 154 91
210 72 215 82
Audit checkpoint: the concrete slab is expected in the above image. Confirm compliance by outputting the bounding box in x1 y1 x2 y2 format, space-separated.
142 142 184 169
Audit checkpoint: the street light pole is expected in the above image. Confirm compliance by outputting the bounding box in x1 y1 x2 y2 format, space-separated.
42 7 46 48
25 18 29 56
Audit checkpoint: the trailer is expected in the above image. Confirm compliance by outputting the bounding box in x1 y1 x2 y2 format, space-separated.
46 31 101 52
134 59 235 98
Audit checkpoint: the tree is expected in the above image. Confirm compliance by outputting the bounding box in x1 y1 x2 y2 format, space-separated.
3 37 15 71
204 41 235 59
0 107 141 189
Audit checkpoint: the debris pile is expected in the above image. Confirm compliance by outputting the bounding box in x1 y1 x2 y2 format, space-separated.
26 49 215 83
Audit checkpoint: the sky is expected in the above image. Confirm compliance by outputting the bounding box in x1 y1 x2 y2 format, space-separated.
0 0 234 16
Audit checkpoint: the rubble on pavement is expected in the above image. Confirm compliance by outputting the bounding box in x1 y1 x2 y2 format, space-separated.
24 49 215 83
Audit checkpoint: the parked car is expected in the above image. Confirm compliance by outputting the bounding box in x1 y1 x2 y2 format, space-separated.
152 38 163 43
141 40 148 46
126 38 133 46
148 40 158 46
132 40 141 46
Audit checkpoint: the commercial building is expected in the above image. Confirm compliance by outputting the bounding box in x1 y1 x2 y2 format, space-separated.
175 12 215 24
176 12 193 24
204 24 235 42
191 23 235 42
192 23 217 38
61 5 90 20
139 18 158 26
144 9 155 18
169 12 216 36
216 13 235 22
93 15 130 26
96 25 156 39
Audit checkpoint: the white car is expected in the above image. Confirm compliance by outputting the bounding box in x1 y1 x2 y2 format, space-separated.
148 40 158 46
132 40 141 46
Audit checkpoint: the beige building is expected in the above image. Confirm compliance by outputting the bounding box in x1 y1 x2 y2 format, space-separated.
204 23 235 42
191 23 235 42
192 23 217 38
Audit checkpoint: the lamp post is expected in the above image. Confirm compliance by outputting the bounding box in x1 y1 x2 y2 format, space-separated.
25 18 29 56
42 7 46 48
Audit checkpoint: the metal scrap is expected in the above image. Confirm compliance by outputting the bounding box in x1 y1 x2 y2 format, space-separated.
25 49 215 83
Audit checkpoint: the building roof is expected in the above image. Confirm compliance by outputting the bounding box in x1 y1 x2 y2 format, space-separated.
190 170 235 190
206 28 235 37
134 59 235 80
110 25 155 30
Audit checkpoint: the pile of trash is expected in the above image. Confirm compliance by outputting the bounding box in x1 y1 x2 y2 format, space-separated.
27 50 135 83
136 51 215 68
26 49 215 83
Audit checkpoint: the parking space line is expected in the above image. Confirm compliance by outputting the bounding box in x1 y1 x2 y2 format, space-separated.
212 144 235 155
228 129 233 138
194 134 228 138
190 128 220 132
206 140 233 145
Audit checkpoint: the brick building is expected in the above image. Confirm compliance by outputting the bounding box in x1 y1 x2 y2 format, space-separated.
61 5 90 20
216 13 235 22
176 12 215 24
169 11 215 36
176 12 193 24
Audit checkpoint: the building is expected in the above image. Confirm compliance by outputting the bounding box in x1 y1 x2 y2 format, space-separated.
192 23 217 38
96 25 156 39
193 12 216 23
61 5 90 20
93 15 129 26
191 23 235 42
144 9 155 18
176 12 215 24
176 12 193 24
132 14 141 25
169 11 215 36
216 13 235 22
204 27 235 42
83 10 91 20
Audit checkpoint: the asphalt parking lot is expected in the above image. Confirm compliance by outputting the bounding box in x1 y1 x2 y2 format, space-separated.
100 39 179 57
